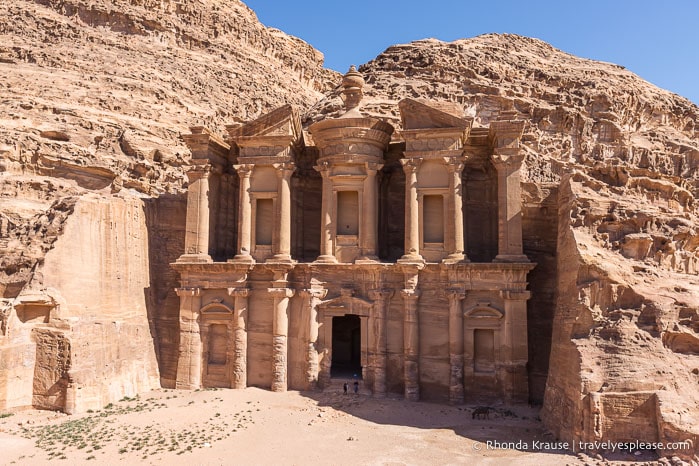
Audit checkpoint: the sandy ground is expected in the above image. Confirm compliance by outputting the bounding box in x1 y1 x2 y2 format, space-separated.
0 387 593 465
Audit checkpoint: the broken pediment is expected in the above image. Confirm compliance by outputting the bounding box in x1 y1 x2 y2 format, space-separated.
464 304 504 320
226 104 302 142
399 98 472 130
318 293 373 317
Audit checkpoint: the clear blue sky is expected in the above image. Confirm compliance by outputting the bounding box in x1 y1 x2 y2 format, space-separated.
244 0 699 105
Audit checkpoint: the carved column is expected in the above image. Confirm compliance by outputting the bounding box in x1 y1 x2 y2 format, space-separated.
299 288 327 389
182 166 213 261
447 288 466 404
500 290 530 403
273 163 294 262
400 159 422 261
269 287 295 391
401 288 420 401
315 163 337 263
492 151 527 262
233 164 254 262
446 159 466 261
369 288 393 397
360 163 382 261
175 287 202 389
228 287 250 389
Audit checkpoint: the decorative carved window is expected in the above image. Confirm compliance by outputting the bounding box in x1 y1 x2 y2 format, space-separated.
474 329 495 373
423 194 444 243
208 324 227 365
255 198 273 245
337 191 359 235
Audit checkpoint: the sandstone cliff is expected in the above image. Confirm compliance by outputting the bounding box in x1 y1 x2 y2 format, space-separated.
0 0 337 411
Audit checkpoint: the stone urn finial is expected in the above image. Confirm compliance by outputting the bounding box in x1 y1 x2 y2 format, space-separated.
340 65 364 112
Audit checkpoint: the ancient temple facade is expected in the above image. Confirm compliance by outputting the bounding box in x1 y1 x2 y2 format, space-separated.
173 68 535 404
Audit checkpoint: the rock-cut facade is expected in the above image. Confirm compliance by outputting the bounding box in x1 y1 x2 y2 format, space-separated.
174 68 535 403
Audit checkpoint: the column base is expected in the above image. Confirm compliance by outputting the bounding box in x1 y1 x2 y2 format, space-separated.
405 386 420 402
398 254 425 265
228 254 255 264
267 254 295 265
355 255 379 264
176 253 212 263
314 255 338 264
443 252 469 264
175 380 201 390
493 254 530 263
449 387 465 405
270 383 287 392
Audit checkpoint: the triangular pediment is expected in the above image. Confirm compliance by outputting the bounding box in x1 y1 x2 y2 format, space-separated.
399 98 471 130
319 294 373 316
226 104 302 141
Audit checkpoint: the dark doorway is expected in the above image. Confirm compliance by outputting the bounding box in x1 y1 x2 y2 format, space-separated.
331 315 362 378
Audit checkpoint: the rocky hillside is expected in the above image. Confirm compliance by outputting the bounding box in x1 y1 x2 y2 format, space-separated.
0 0 338 296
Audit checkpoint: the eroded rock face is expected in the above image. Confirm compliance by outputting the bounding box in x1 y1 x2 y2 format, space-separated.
541 172 699 458
0 0 337 412
0 0 338 297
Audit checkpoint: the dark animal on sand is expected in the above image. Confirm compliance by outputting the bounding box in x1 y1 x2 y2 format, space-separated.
472 406 490 419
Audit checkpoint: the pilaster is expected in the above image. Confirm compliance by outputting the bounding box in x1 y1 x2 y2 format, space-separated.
268 287 295 392
445 158 467 262
401 288 421 401
399 159 424 263
500 289 531 403
358 162 383 262
299 287 328 389
315 162 337 263
175 287 202 389
228 287 250 389
447 288 466 404
489 117 528 262
179 165 217 262
368 288 394 397
232 164 255 263
271 162 295 263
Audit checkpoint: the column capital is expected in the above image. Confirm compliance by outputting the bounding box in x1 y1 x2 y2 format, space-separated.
491 149 525 170
299 288 328 300
273 162 296 177
186 163 219 182
233 163 254 177
369 288 395 301
175 287 201 297
268 287 295 299
399 157 422 174
443 156 465 173
400 289 421 300
227 287 250 298
446 288 466 302
365 162 384 172
313 161 331 175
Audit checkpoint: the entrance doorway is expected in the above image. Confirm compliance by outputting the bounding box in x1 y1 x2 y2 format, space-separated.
331 314 362 378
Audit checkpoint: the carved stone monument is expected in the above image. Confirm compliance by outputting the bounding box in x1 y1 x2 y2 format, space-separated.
174 68 535 403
